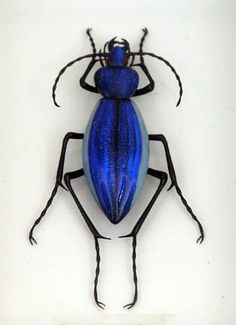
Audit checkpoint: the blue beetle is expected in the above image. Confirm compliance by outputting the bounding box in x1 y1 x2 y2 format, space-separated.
29 28 204 309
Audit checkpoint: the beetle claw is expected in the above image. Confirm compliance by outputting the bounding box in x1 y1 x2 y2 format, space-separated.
196 235 204 244
123 302 135 309
29 235 37 245
96 301 106 309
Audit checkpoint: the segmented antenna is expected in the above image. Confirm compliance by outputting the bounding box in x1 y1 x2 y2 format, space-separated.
128 51 183 107
145 52 183 107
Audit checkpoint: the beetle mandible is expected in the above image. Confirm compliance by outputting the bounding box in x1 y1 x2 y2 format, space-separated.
29 28 204 309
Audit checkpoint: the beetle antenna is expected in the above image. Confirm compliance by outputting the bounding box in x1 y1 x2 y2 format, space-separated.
86 28 96 54
52 54 95 107
129 51 183 107
139 27 148 52
146 53 183 107
52 53 105 107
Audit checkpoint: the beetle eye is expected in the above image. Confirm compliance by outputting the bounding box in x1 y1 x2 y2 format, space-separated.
124 57 128 66
105 58 109 66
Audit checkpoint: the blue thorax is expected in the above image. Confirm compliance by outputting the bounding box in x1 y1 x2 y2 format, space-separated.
94 47 139 99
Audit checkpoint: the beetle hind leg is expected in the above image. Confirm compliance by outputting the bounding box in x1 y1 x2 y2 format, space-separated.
64 169 109 309
120 168 167 309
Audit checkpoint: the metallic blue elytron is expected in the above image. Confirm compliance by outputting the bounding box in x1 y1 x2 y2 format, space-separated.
29 29 204 310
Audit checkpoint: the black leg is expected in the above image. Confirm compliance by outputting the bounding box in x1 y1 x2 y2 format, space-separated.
81 29 98 93
139 27 148 53
128 51 183 106
132 28 154 96
132 63 155 96
86 28 96 54
79 58 99 93
149 134 204 244
64 169 110 309
29 132 83 245
120 168 168 309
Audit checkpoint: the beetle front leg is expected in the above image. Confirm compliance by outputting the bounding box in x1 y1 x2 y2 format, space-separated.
80 59 99 93
29 132 83 245
132 63 155 96
149 134 204 244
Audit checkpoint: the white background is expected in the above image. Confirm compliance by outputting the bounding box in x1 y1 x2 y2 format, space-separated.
0 0 236 324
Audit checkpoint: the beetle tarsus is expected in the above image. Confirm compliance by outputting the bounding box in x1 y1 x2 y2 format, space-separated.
120 235 138 309
139 28 148 53
86 28 96 54
93 236 106 309
28 184 59 245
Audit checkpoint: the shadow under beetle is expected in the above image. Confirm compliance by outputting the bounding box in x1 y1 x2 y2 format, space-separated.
29 28 204 309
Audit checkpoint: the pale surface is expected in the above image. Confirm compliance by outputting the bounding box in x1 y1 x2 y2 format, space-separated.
0 1 236 324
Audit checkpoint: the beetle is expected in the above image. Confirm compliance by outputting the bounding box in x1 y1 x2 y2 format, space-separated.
29 28 204 309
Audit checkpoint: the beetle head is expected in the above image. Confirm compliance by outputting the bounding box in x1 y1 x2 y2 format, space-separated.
105 37 130 66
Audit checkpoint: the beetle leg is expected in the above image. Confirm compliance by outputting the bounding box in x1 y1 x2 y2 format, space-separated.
120 168 167 309
64 169 110 309
132 63 155 96
80 59 99 93
64 169 110 241
139 27 148 53
29 132 83 245
149 134 204 244
86 28 96 54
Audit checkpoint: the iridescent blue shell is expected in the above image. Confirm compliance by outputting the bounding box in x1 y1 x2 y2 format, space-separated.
83 98 149 224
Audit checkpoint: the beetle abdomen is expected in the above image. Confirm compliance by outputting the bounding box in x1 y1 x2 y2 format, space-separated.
83 98 149 224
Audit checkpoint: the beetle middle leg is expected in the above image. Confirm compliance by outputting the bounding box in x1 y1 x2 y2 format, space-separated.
29 132 83 245
120 168 168 309
64 169 110 309
149 134 204 244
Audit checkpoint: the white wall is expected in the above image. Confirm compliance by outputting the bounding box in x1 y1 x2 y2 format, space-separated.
0 1 236 324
